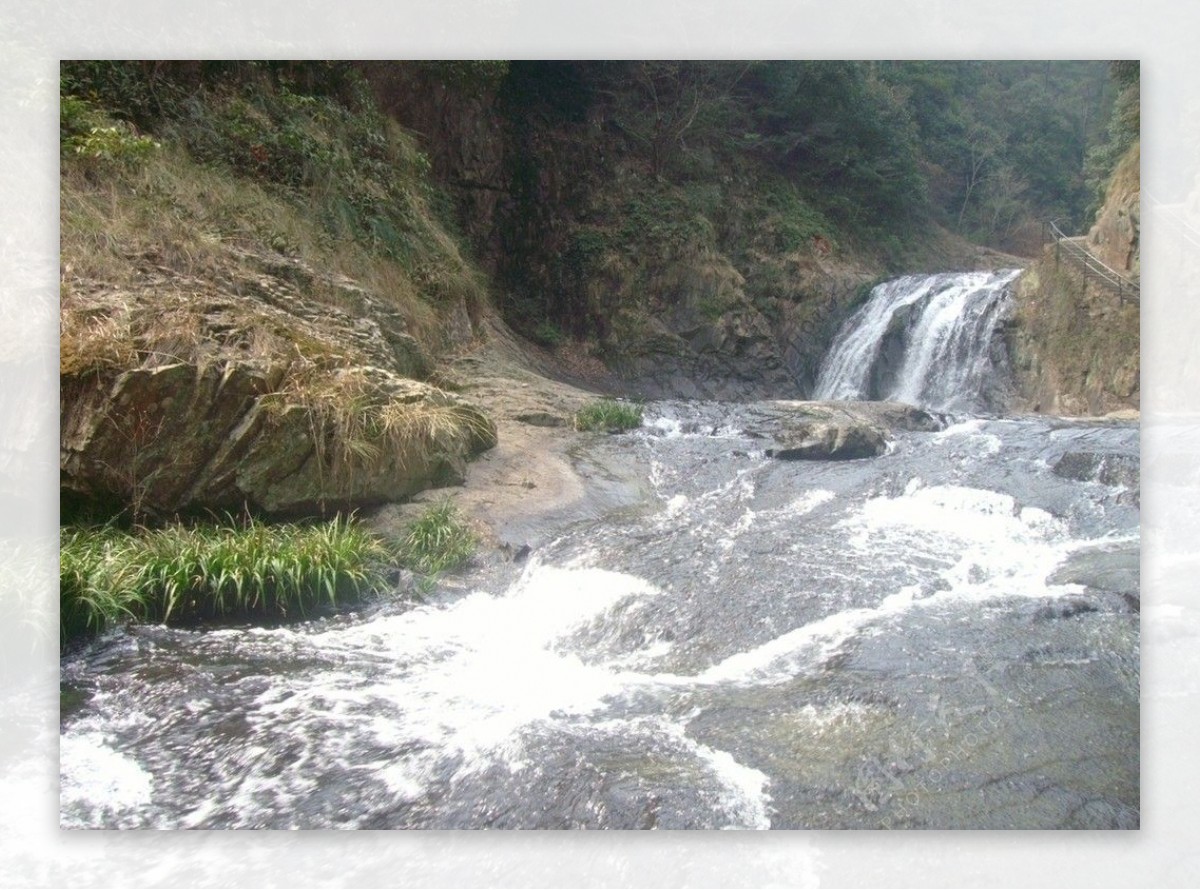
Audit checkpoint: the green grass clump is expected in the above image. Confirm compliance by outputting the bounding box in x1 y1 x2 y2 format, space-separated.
60 517 390 640
396 501 477 577
573 399 643 432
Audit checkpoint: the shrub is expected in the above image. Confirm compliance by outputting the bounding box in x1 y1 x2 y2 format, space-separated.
532 319 566 348
395 501 477 576
61 94 160 168
59 516 390 640
65 125 160 165
574 399 643 432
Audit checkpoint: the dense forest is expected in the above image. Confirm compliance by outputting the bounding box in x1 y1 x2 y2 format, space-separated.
61 60 1136 351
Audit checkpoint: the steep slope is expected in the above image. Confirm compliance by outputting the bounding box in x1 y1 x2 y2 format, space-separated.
59 66 497 520
1006 142 1140 416
369 62 1013 401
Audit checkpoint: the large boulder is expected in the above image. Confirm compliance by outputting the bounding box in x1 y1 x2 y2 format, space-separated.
61 362 496 517
761 400 941 461
767 420 888 460
60 251 495 519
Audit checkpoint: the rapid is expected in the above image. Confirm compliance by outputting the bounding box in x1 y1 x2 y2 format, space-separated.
60 271 1139 829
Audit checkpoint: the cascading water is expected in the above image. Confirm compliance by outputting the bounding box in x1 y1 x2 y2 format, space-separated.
60 397 1140 829
57 253 1139 830
813 269 1022 412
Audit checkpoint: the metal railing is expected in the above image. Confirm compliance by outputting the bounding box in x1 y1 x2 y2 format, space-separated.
1045 219 1140 305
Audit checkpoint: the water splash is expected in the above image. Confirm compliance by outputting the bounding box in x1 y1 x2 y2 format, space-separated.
813 270 1021 412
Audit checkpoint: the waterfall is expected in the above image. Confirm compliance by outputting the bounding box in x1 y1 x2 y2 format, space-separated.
812 269 1022 412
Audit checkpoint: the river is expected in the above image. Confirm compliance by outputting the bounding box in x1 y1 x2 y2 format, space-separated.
59 271 1139 829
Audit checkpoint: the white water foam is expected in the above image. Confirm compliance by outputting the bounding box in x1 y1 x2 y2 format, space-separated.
59 732 153 826
646 416 685 438
813 269 1020 411
194 561 676 818
692 742 772 830
686 480 1095 688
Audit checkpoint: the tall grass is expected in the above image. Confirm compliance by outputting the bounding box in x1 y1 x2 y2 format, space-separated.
265 366 496 488
60 517 391 640
573 399 644 432
59 76 486 364
395 501 477 576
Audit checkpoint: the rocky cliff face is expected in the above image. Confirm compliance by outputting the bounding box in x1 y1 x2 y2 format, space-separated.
1085 143 1140 278
364 64 894 401
1006 142 1140 416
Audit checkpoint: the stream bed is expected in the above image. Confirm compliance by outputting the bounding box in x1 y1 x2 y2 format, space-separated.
60 401 1139 829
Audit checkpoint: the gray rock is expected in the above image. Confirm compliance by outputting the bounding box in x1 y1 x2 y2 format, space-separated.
1053 451 1139 489
768 420 889 461
1048 542 1140 599
758 400 943 461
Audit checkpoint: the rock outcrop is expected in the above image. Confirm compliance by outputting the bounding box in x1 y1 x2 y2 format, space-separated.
1005 142 1140 416
760 400 942 461
1085 143 1140 279
60 252 496 519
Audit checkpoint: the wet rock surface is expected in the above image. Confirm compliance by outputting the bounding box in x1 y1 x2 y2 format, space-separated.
759 401 942 461
61 401 1139 829
1053 450 1140 489
1048 540 1140 601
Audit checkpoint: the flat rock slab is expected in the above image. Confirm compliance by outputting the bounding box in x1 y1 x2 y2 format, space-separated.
758 400 942 461
1049 541 1140 600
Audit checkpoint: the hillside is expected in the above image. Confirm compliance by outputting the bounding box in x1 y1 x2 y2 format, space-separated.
1006 63 1140 417
60 63 499 520
59 60 1133 522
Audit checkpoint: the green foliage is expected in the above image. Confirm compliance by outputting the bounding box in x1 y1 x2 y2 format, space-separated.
757 186 832 253
743 62 927 231
176 85 438 262
1084 62 1140 221
61 61 481 308
414 61 510 93
618 187 716 252
395 501 477 576
61 60 183 129
568 228 613 270
574 399 643 432
603 61 750 179
60 61 370 130
60 517 391 640
65 125 160 165
60 94 101 140
531 319 566 347
878 60 1120 244
61 94 160 166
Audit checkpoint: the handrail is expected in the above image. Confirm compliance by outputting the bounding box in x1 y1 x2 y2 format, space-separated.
1044 219 1139 304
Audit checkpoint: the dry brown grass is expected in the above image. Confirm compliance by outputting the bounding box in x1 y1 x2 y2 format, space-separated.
264 364 493 486
59 101 498 504
60 143 466 360
59 298 137 376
